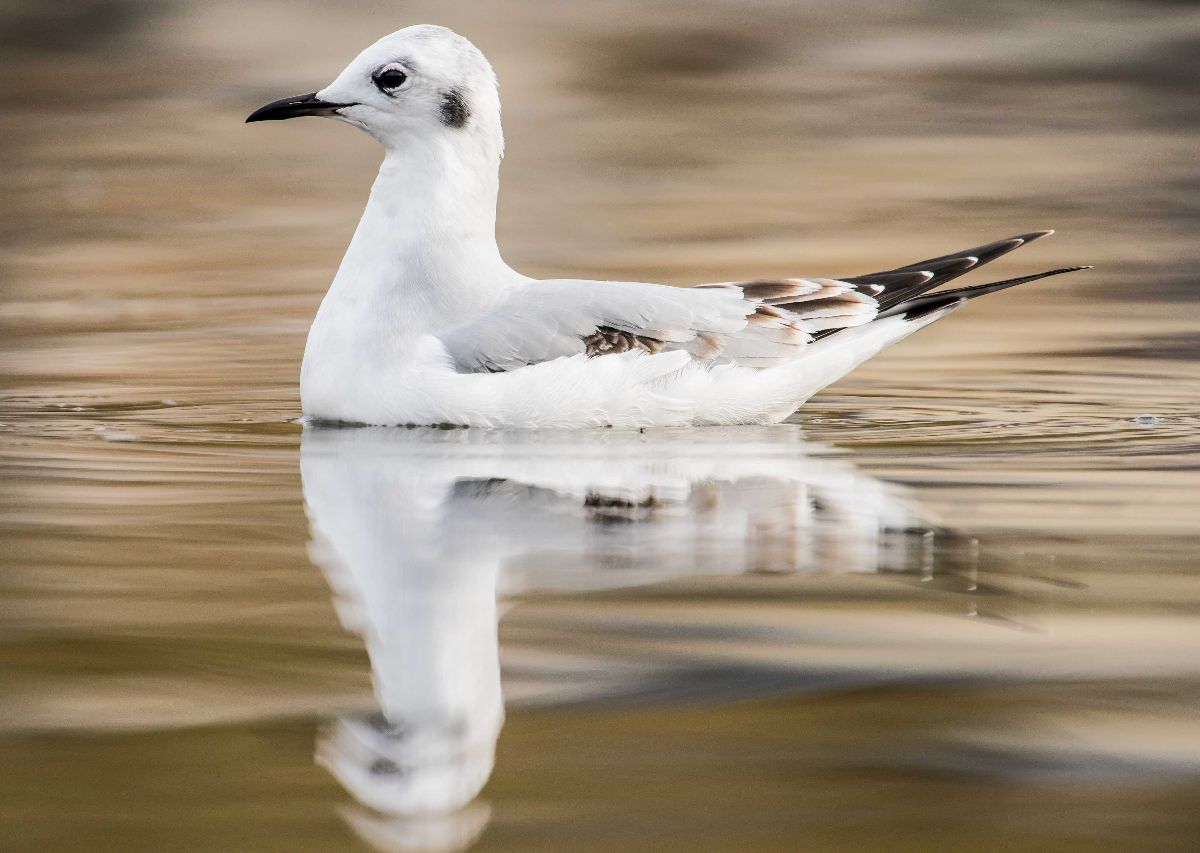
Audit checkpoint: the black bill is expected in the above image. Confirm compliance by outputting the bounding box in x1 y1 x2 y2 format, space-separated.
245 92 355 123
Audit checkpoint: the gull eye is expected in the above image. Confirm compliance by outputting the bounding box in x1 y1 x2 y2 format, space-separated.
373 68 408 93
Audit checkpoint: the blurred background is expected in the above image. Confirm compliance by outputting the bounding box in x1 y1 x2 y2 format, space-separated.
2 1 1199 851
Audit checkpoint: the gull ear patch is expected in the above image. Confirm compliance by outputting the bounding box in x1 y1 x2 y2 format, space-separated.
439 89 470 128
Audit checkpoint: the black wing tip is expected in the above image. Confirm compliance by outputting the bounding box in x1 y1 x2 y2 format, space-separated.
894 230 1053 271
927 256 978 274
993 265 1091 281
863 230 1065 307
820 231 1078 337
884 264 1091 320
991 230 1054 247
953 263 1091 296
899 295 967 322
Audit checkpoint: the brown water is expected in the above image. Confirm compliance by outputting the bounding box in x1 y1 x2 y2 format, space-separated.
3 1 1200 850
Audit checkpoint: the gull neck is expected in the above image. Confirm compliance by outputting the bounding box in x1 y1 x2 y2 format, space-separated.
327 128 514 333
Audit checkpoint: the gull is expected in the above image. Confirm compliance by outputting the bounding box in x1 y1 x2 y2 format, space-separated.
247 25 1088 429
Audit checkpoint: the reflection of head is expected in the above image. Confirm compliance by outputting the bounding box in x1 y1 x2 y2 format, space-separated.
317 711 498 818
305 428 506 823
337 801 492 853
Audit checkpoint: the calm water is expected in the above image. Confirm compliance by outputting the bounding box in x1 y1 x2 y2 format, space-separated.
3 1 1200 850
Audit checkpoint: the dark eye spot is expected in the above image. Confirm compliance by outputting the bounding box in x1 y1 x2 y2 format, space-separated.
374 68 408 92
439 88 470 128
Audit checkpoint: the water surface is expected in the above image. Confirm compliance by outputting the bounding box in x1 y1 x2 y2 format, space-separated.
2 1 1199 850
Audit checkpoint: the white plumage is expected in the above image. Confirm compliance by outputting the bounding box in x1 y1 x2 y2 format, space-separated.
247 25 1085 428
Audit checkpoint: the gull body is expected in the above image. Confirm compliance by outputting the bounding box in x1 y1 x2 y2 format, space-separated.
248 25 1086 428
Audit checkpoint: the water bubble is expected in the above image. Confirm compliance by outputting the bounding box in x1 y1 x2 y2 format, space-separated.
1133 414 1162 426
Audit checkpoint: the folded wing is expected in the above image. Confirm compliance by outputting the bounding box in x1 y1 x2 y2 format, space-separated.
439 231 1085 374
439 278 874 373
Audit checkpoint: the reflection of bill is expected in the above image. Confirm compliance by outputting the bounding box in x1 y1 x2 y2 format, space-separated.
301 425 931 851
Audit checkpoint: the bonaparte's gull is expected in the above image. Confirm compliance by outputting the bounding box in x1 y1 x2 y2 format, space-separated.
247 25 1087 428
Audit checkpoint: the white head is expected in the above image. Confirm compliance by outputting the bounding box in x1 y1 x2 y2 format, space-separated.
247 25 502 159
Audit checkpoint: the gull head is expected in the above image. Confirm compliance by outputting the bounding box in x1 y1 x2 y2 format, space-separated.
247 25 501 154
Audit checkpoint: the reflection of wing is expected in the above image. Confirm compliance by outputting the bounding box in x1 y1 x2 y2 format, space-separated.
304 426 927 590
300 425 932 846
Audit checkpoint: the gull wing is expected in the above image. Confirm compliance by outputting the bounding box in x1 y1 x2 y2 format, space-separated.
438 232 1086 375
438 277 876 373
715 230 1085 339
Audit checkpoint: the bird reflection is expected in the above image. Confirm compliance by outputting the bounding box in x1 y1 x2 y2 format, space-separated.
301 425 932 851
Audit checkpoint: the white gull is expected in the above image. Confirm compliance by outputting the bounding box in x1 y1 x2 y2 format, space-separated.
247 24 1086 428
